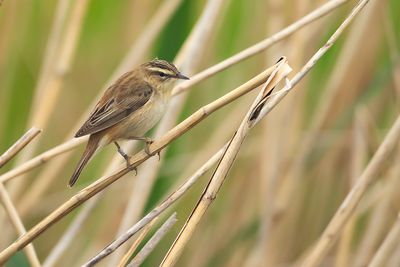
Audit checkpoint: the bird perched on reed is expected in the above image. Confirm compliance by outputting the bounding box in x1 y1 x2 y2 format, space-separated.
69 59 189 187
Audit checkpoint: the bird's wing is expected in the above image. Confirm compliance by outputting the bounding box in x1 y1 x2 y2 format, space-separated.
75 83 153 137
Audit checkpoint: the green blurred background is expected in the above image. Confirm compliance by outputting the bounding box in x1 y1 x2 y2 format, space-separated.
0 0 399 266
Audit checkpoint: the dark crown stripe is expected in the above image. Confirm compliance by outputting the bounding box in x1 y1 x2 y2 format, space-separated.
144 59 179 74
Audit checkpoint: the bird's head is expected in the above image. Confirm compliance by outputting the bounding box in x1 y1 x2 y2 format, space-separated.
141 59 189 92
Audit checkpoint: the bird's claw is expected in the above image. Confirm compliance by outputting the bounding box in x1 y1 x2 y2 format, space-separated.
144 139 160 160
122 155 137 175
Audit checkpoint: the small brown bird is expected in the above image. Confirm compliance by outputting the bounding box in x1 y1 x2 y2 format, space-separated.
69 59 189 187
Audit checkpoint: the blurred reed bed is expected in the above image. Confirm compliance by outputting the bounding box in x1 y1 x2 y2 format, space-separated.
0 0 399 266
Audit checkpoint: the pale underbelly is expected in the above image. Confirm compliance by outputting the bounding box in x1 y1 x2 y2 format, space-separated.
104 100 166 142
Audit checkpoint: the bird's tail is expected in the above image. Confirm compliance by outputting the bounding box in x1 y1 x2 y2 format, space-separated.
69 134 102 187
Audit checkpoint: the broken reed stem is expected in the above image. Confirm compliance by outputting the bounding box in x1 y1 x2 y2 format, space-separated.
0 63 279 265
0 128 42 266
117 219 158 267
160 59 292 267
126 213 178 267
0 127 41 168
0 0 348 185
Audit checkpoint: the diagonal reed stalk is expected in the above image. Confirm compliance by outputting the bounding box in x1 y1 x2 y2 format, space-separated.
117 218 157 267
369 213 400 267
160 59 292 267
0 127 42 267
125 213 178 267
86 213 177 267
0 128 41 168
0 62 281 265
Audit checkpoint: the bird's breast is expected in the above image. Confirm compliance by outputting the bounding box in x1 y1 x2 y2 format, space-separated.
108 94 167 140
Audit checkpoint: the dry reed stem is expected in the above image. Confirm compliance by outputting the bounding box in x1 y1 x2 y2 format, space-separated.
160 59 292 267
85 213 177 266
257 0 289 265
0 184 41 267
383 13 400 104
353 149 400 266
387 217 400 267
262 1 310 261
0 63 279 265
9 0 89 198
27 0 69 116
0 127 41 168
109 0 183 84
0 0 348 186
335 107 367 267
109 1 226 264
0 128 42 266
42 197 97 267
302 95 400 266
369 213 400 267
0 138 84 183
117 219 157 267
82 212 177 267
125 213 178 267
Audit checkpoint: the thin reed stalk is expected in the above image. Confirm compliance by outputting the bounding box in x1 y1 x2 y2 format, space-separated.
0 128 41 168
335 107 368 267
0 128 42 267
369 213 400 267
117 219 157 267
85 213 177 266
126 213 177 267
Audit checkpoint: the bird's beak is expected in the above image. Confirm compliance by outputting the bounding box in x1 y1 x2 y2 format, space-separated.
177 73 190 80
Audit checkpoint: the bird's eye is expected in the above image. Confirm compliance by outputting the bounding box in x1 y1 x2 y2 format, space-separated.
158 72 166 78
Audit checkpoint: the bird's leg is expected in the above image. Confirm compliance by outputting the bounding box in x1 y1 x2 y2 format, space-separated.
114 142 137 174
127 136 160 160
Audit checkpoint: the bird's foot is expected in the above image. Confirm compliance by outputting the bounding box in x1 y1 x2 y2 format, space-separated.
114 141 137 174
144 139 160 161
122 154 137 175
